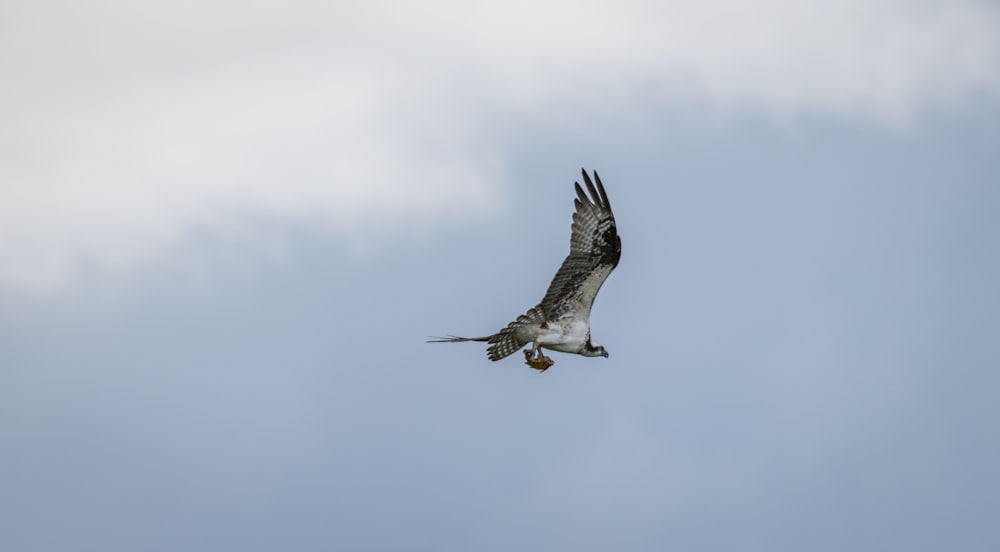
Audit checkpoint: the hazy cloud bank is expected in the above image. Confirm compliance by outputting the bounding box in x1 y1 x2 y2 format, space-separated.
2 0 998 291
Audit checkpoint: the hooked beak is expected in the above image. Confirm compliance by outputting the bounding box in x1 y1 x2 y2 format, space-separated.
602 350 609 358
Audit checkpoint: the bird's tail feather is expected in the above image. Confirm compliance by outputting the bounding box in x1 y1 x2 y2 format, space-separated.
428 306 547 362
484 305 546 361
427 335 491 343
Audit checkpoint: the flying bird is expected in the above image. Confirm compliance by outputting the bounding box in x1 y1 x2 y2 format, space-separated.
429 169 621 372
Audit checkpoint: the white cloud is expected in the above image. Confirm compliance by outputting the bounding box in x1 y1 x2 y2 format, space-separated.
2 0 998 292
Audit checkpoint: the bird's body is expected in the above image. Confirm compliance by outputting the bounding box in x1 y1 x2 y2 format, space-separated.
525 318 593 355
430 168 621 372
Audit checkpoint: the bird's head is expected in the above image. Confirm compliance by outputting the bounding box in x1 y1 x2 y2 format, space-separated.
583 341 609 358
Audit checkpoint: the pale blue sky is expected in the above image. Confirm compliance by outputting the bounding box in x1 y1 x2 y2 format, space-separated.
3 1 1000 551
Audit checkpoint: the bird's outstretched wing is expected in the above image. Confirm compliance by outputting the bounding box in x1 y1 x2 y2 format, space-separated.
539 169 621 320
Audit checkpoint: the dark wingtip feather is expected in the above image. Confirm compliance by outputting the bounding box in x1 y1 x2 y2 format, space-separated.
574 182 589 205
580 168 600 207
593 171 611 210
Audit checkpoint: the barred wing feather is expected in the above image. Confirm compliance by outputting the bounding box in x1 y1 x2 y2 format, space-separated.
540 169 621 320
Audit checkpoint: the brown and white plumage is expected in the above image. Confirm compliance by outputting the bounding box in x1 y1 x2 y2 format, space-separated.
430 169 621 371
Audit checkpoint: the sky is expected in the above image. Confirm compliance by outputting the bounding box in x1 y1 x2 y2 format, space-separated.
2 0 1000 550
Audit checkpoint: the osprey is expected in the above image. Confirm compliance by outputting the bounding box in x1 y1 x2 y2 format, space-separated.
430 168 621 372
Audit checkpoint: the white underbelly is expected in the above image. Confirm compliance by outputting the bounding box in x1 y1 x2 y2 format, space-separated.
536 320 590 354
